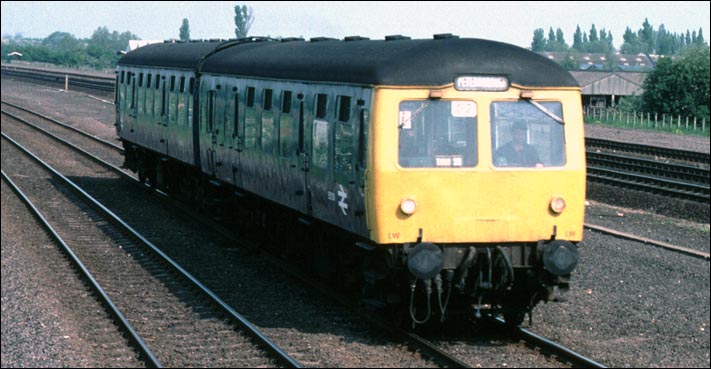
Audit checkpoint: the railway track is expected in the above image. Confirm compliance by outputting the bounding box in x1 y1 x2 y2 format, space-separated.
1 133 299 368
1 91 609 368
586 137 710 165
1 64 115 92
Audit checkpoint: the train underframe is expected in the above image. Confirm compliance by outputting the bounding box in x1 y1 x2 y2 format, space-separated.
123 143 578 327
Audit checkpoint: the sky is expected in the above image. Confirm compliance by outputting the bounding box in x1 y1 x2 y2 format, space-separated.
1 1 709 50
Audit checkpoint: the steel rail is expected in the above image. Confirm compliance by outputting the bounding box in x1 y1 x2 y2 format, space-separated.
1 132 302 368
1 168 162 368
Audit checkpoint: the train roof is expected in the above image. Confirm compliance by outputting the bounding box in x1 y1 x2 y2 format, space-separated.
118 40 224 70
118 37 579 88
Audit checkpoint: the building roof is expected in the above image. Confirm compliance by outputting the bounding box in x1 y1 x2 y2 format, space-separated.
119 37 579 87
539 51 665 71
569 71 646 96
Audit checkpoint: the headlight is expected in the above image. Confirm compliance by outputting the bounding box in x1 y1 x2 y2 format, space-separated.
400 198 417 215
550 196 566 214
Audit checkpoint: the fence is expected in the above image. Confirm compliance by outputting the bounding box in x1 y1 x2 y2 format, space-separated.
584 106 708 135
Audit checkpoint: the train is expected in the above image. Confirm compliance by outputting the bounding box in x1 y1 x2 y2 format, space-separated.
115 34 586 327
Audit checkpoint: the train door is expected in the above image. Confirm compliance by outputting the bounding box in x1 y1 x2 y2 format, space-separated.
156 74 170 155
226 85 242 187
116 70 127 136
204 88 218 176
303 89 370 235
352 103 370 236
122 70 137 141
275 89 307 213
331 94 368 233
213 84 230 181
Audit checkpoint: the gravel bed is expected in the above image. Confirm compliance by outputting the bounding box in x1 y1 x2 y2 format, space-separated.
585 123 710 154
1 181 144 368
2 76 709 367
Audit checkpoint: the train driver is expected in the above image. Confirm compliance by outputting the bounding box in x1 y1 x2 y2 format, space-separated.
494 121 543 167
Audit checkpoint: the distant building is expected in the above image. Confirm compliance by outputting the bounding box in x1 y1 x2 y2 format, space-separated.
569 71 647 109
537 52 673 109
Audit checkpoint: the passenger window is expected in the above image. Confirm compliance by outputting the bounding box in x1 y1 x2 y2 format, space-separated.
262 88 276 150
281 91 292 113
315 94 328 119
490 101 565 168
358 108 368 169
398 100 478 168
244 86 258 148
207 90 216 133
335 122 353 173
187 78 195 127
227 87 239 138
279 91 295 157
337 96 351 122
246 86 255 107
312 119 329 169
154 75 162 118
263 89 273 111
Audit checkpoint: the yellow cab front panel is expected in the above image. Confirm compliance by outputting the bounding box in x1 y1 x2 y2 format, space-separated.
366 84 586 244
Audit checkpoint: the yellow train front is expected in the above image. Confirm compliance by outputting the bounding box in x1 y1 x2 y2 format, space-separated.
364 76 585 325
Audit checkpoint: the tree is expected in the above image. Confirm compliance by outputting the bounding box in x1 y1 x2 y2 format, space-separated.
42 31 80 50
642 47 710 120
638 18 654 53
572 26 583 52
531 28 546 52
180 18 190 41
621 27 644 54
234 4 254 39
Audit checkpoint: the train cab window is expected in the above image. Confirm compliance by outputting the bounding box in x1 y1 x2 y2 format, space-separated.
398 100 478 168
490 101 565 168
